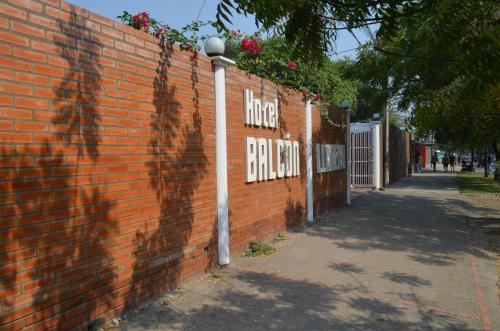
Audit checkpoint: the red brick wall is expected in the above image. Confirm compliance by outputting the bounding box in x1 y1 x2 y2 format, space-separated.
313 107 347 214
225 73 307 252
0 1 217 329
225 71 347 252
0 1 345 329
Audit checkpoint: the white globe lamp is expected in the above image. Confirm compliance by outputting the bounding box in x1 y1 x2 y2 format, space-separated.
204 36 225 57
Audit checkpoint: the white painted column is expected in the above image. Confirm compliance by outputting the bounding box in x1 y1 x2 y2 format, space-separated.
306 100 313 222
372 123 381 190
211 56 235 265
345 109 351 205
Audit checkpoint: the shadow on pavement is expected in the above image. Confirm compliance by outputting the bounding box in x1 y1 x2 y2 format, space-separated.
304 184 495 265
120 173 491 331
125 270 477 331
382 272 432 287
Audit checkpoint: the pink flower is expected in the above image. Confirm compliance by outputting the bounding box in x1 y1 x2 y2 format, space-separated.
315 93 321 101
155 27 169 38
287 60 297 69
240 38 251 50
231 29 240 38
133 11 150 31
240 38 260 56
303 88 309 95
251 46 261 56
181 44 193 51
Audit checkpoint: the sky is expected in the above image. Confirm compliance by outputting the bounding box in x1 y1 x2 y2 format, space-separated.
67 0 371 59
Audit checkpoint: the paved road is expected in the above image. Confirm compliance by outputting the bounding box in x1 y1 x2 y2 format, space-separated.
120 172 499 331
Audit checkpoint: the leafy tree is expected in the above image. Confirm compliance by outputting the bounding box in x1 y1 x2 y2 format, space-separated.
224 33 359 111
381 1 500 178
216 0 434 61
268 0 500 178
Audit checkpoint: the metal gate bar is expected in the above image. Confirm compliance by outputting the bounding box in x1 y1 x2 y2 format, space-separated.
351 130 373 187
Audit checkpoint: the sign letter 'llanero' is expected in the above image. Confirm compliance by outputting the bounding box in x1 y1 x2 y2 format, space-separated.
244 89 300 183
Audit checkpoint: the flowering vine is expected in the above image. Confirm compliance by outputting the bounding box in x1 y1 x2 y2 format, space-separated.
118 11 333 119
302 89 321 103
231 29 240 38
240 37 261 56
132 12 150 32
222 29 326 108
117 11 213 56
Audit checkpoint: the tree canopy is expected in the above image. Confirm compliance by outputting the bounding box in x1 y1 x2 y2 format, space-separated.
217 0 500 178
216 0 437 60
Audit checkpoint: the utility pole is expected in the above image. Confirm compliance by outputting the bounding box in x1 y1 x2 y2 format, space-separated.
383 75 390 186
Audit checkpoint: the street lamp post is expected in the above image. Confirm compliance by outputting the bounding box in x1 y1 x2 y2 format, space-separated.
204 36 234 266
384 105 390 185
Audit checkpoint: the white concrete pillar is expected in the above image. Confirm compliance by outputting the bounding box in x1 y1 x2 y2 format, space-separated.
211 56 235 265
306 100 313 222
372 123 381 190
345 109 351 205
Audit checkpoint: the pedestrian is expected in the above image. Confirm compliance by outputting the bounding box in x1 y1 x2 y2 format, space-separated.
443 154 450 172
449 154 456 172
407 162 412 177
431 152 438 172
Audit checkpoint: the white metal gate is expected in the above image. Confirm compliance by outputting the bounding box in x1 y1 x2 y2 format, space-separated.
351 131 373 187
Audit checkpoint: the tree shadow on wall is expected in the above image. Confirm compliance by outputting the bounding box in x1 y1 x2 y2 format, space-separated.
37 10 117 330
0 9 116 330
129 42 214 310
389 124 408 184
51 12 102 162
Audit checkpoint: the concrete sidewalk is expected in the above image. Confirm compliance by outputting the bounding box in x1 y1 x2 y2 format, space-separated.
119 172 500 331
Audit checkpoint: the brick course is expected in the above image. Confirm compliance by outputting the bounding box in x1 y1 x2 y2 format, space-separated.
0 1 346 329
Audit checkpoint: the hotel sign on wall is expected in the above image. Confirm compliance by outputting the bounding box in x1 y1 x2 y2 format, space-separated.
244 89 300 183
317 144 345 173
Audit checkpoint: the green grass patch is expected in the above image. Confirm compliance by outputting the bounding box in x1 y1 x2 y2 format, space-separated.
457 172 500 193
244 240 276 257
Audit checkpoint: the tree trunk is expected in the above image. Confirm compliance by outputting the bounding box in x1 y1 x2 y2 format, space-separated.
484 150 488 177
471 148 475 172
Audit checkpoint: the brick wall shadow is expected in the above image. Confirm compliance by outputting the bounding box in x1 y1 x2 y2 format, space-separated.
0 9 116 330
389 124 409 184
284 198 306 228
128 41 215 312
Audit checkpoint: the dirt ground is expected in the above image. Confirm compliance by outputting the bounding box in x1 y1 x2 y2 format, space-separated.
461 193 500 299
